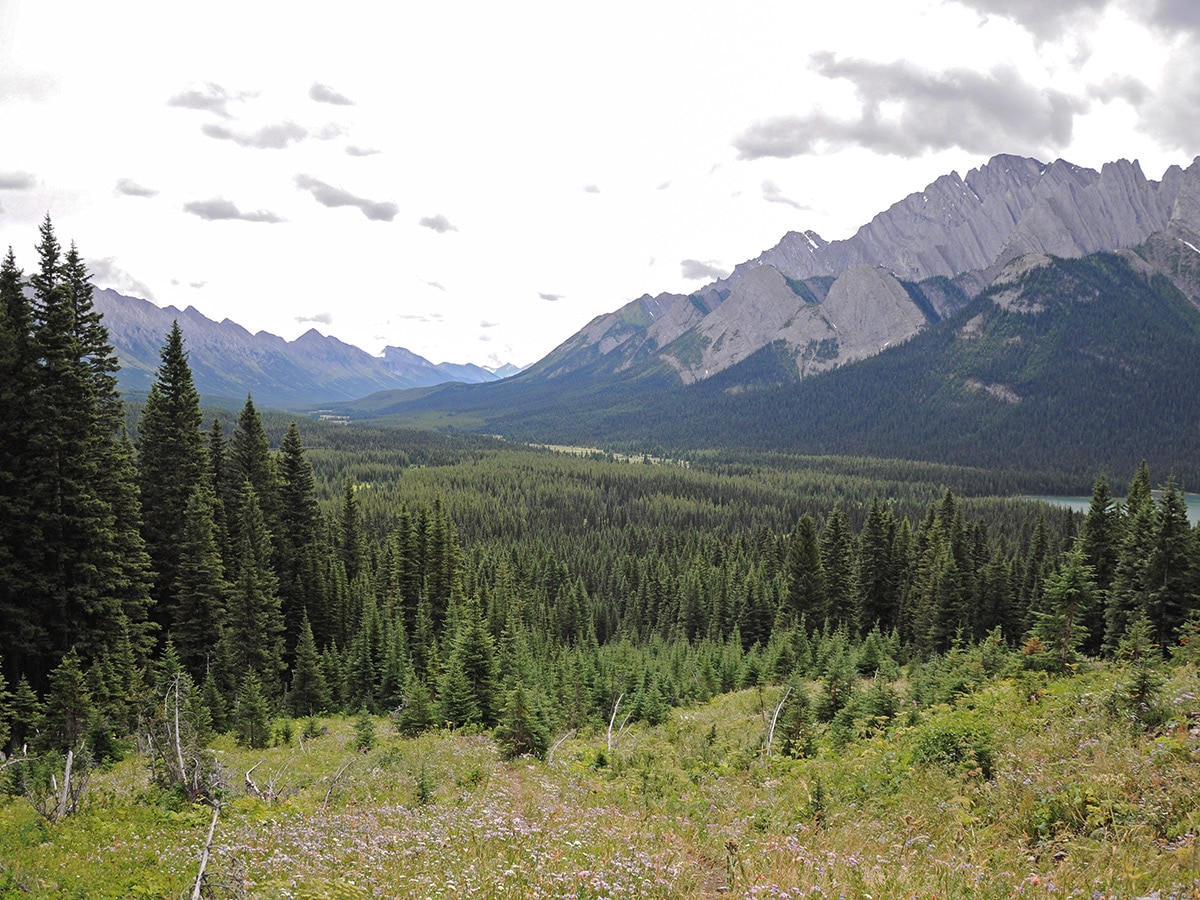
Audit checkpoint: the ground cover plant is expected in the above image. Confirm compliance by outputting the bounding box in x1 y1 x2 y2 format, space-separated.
1 655 1198 898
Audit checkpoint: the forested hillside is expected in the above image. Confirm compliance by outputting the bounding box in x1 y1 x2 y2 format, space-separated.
2 221 1200 897
339 250 1200 488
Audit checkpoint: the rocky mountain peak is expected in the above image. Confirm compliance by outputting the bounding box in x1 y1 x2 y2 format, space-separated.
529 153 1200 391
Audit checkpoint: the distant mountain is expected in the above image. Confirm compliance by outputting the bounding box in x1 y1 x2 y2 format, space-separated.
326 153 1200 484
526 154 1200 386
94 290 521 408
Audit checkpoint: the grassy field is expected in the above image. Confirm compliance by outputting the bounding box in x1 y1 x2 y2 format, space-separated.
2 662 1198 899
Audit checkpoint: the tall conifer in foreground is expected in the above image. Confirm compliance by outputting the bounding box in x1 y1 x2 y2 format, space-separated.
138 322 206 632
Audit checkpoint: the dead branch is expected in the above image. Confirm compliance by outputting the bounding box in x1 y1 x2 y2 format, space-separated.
763 685 792 758
323 758 356 809
190 802 221 900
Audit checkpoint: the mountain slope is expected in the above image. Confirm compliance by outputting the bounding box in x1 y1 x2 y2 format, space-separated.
338 249 1200 485
527 154 1200 388
95 289 517 407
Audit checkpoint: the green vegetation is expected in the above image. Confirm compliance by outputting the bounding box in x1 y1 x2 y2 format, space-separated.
1 222 1198 896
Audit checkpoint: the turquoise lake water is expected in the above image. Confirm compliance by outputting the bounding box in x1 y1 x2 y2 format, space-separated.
1027 494 1200 525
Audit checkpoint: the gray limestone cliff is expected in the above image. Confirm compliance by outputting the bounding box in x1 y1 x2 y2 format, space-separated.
525 153 1200 387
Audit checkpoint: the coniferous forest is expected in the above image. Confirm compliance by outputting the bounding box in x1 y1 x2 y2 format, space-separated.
2 220 1200 897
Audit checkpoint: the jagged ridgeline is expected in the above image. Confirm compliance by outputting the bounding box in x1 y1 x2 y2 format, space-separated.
328 153 1200 484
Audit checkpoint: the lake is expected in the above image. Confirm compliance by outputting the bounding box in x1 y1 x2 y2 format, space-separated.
1027 493 1200 525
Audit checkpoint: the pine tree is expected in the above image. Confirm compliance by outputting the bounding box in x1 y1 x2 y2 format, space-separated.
171 482 229 677
0 247 42 684
1027 542 1095 673
494 682 551 759
137 322 206 628
226 483 285 697
276 423 321 657
288 613 331 717
40 647 93 751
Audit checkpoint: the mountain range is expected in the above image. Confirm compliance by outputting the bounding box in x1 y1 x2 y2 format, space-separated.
94 152 1200 483
95 289 521 408
314 153 1200 485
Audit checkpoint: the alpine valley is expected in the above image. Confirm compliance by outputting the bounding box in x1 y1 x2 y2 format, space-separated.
301 152 1200 485
98 153 1200 484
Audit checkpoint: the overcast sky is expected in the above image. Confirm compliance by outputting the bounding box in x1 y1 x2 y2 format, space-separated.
2 0 1198 368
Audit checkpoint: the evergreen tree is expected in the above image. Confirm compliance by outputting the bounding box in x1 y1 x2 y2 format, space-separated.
396 666 438 736
0 658 11 752
1107 463 1158 652
856 497 897 634
229 397 279 534
820 508 856 629
1144 478 1196 650
0 247 42 684
288 613 332 717
40 647 93 751
784 514 826 628
137 322 206 630
1079 474 1119 654
22 220 149 681
494 682 552 759
9 676 42 752
276 423 321 656
226 483 285 697
338 475 364 584
1027 542 1095 673
233 673 272 749
171 482 229 677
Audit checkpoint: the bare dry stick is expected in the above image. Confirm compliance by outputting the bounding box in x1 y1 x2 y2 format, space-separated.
607 694 624 754
323 758 355 809
764 685 792 758
190 802 221 900
55 748 74 822
546 729 576 766
244 761 262 798
172 677 188 790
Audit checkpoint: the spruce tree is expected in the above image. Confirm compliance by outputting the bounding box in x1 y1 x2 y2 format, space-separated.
171 482 229 677
233 673 272 749
23 220 149 680
819 508 855 629
784 514 826 629
287 613 331 717
40 647 93 751
1027 542 1095 673
494 682 551 759
229 397 279 534
227 483 285 698
1145 478 1196 650
1080 474 1119 654
276 423 321 656
137 322 206 627
0 248 42 685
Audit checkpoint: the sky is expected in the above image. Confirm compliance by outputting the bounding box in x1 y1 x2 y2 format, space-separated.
2 1 1199 369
